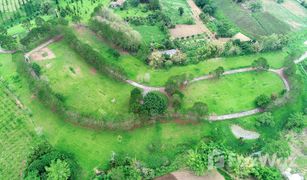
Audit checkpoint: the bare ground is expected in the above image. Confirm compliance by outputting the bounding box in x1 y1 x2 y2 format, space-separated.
156 170 224 180
29 47 55 61
231 125 260 140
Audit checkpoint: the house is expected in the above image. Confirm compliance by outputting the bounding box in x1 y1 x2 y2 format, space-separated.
232 32 251 42
109 0 126 8
160 49 179 57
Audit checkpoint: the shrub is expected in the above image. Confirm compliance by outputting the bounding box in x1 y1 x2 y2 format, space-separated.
129 88 143 114
285 112 305 132
262 139 291 158
252 166 283 180
189 102 209 120
255 94 271 108
142 91 168 116
31 63 41 77
255 112 275 127
252 57 270 71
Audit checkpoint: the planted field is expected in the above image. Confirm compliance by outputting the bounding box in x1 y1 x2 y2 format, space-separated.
262 0 307 30
183 71 285 115
213 0 292 37
74 27 288 86
0 84 38 179
37 41 133 122
160 0 194 24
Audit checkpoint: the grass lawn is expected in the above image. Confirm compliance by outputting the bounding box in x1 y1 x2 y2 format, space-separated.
74 27 288 87
132 25 167 44
160 0 194 24
37 41 134 122
183 71 285 115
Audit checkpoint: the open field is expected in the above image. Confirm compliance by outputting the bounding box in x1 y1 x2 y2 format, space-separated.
74 27 288 86
160 0 194 25
183 71 285 115
132 25 167 44
37 41 134 122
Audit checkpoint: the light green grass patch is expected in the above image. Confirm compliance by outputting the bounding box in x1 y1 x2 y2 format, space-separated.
38 41 133 121
160 0 194 24
183 71 285 114
132 25 167 44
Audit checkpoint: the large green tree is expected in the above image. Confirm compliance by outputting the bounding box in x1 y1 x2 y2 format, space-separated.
142 91 168 116
45 159 71 180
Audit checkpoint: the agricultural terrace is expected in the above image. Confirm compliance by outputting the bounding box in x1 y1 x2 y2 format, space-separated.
213 0 292 38
183 71 284 115
74 26 288 86
36 41 134 123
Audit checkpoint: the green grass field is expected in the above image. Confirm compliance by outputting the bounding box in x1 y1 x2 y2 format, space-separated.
74 27 288 87
132 25 167 44
159 0 194 24
37 41 133 122
183 71 285 114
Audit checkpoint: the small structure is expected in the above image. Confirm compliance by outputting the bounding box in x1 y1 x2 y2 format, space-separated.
160 49 179 57
232 32 251 42
109 0 126 8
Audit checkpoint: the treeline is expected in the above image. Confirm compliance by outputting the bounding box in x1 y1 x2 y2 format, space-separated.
62 28 128 81
13 53 138 130
89 7 142 52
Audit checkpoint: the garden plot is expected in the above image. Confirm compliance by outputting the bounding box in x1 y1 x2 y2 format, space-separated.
183 71 285 115
160 0 194 25
37 41 133 122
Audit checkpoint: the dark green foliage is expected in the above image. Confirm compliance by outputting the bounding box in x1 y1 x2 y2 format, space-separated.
285 112 305 132
255 94 271 108
189 102 209 120
211 66 225 78
31 63 41 77
252 57 270 71
63 29 127 80
148 0 161 10
129 88 143 114
252 166 283 180
255 112 275 127
165 74 191 95
142 91 168 116
262 139 291 157
0 34 17 50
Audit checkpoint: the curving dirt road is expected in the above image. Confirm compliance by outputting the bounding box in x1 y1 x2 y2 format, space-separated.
23 38 306 121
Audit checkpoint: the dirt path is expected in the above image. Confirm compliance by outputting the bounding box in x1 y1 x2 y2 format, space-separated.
187 0 215 39
0 49 16 54
231 125 260 139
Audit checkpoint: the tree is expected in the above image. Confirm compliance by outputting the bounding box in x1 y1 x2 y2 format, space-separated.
0 25 7 35
129 88 143 114
32 63 41 77
252 166 283 180
212 66 224 78
249 1 262 12
45 159 71 180
72 15 82 24
142 91 168 116
172 93 183 112
256 112 275 127
35 17 45 27
189 102 209 120
284 60 296 77
0 35 17 50
22 19 33 31
255 94 271 108
178 7 184 16
252 57 269 71
148 0 161 10
165 74 191 95
285 112 305 132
